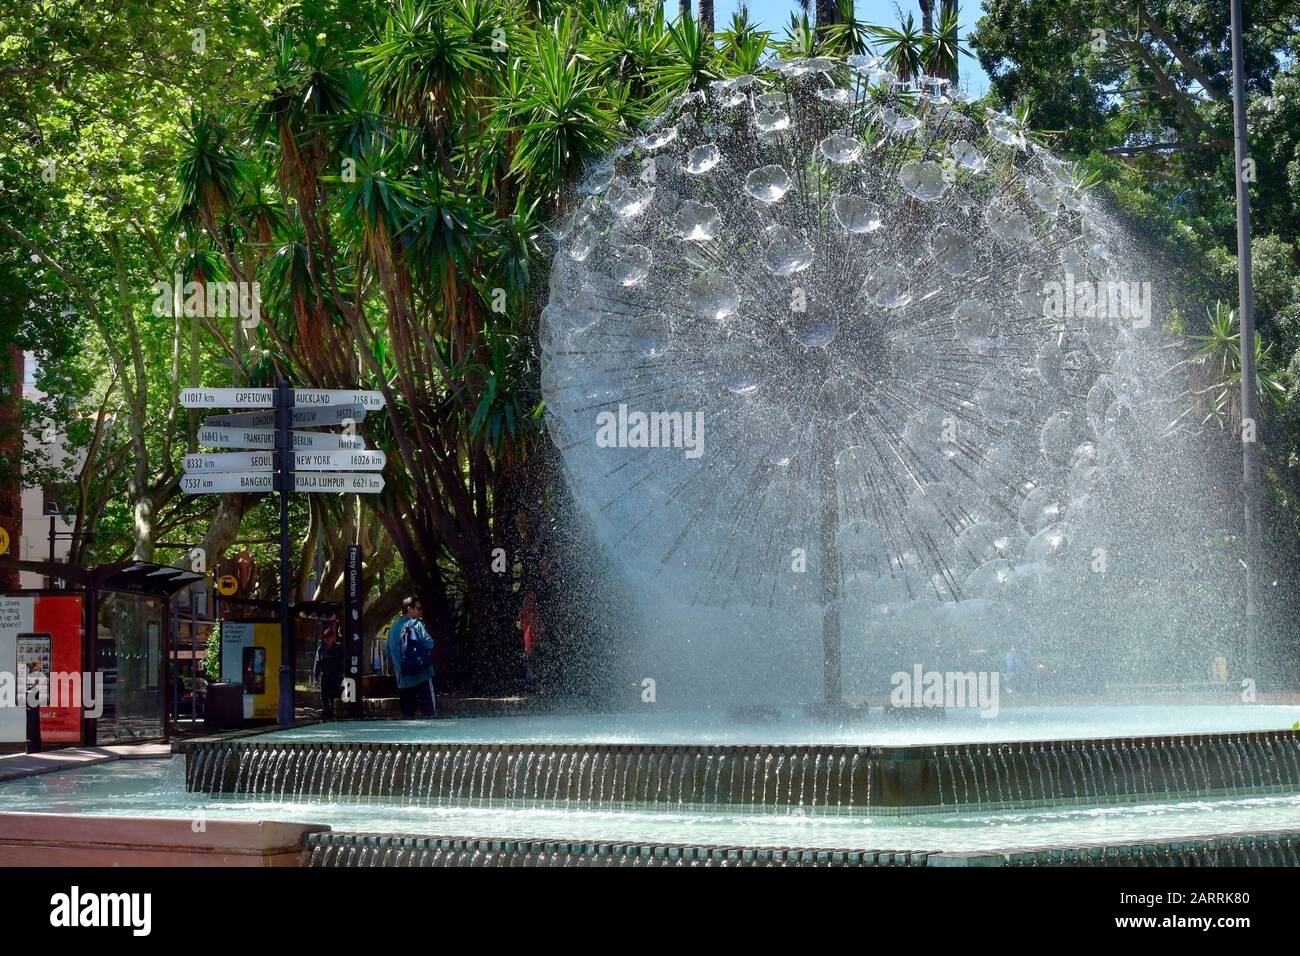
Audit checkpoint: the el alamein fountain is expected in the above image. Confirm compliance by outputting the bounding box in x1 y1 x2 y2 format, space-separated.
165 55 1300 866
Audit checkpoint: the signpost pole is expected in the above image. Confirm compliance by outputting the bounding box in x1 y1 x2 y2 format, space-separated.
276 379 295 726
178 380 385 727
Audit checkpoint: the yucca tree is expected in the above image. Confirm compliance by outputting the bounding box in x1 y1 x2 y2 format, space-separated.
1188 302 1287 428
174 112 254 288
922 4 967 83
718 7 771 74
249 37 357 387
506 23 619 199
654 12 721 98
584 1 670 97
781 10 817 59
823 0 871 57
868 13 925 82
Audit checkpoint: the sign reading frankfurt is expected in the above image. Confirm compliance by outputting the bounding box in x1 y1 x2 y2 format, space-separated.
197 426 276 449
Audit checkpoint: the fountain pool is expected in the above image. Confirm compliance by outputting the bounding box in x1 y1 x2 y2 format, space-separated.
2 757 1300 860
251 705 1300 746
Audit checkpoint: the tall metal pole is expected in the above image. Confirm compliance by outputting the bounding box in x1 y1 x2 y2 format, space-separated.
1229 0 1260 672
276 379 295 725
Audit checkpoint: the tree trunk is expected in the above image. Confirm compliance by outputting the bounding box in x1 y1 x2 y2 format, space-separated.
699 0 713 35
815 0 833 33
679 0 691 21
920 0 935 34
0 345 22 589
941 0 958 84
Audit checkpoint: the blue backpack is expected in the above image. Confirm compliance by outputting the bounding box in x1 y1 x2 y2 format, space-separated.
399 620 431 677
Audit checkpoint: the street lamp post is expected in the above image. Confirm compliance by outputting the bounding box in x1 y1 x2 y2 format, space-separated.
1229 0 1260 672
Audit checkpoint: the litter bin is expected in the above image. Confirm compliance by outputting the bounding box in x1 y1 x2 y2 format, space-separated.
204 681 244 731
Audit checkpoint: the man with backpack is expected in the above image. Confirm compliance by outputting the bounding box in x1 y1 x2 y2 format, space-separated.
387 596 436 718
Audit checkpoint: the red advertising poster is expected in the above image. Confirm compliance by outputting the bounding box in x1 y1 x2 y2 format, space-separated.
1 593 84 746
38 594 84 744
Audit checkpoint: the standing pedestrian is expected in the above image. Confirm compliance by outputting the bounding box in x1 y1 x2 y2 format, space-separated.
314 626 345 720
386 597 436 718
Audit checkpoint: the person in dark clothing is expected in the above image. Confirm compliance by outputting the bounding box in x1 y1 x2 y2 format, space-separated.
314 627 345 720
25 659 45 754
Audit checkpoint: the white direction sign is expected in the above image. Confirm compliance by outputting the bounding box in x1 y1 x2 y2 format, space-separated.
294 389 385 410
197 426 276 449
294 450 386 471
291 431 366 451
181 472 275 494
198 427 365 450
184 450 386 473
183 452 275 474
180 388 275 409
182 388 382 410
291 472 385 494
202 404 367 429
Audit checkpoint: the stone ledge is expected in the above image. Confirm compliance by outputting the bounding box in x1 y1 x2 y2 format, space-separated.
0 812 329 867
0 747 122 783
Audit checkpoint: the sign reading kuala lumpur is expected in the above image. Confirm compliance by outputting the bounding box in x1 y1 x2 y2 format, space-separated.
291 472 385 493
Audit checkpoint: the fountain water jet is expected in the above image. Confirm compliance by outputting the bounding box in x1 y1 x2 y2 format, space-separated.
542 54 1244 705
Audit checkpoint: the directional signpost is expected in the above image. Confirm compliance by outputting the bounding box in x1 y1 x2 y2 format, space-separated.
180 379 387 725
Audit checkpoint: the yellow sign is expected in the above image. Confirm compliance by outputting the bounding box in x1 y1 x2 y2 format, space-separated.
216 574 238 596
0 526 8 557
219 621 281 720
